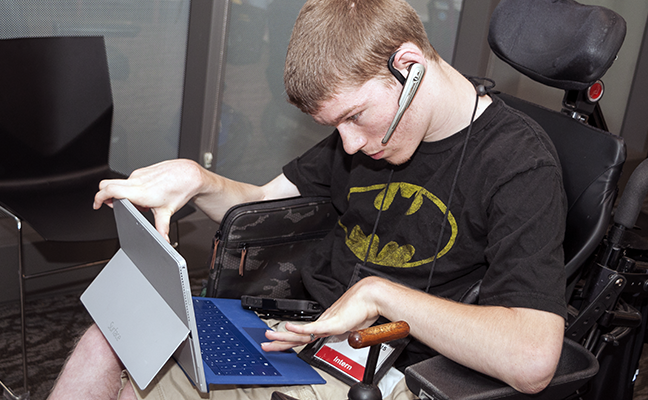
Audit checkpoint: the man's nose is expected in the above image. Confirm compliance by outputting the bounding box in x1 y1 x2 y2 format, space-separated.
338 126 367 155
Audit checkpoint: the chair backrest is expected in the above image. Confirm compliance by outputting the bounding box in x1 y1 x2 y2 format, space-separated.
497 93 625 282
405 2 631 399
0 36 113 181
487 0 627 284
458 94 626 305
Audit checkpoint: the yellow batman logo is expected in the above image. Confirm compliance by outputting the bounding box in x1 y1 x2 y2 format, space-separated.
341 182 457 268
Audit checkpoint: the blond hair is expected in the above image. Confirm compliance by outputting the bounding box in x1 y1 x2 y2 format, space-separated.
284 0 438 114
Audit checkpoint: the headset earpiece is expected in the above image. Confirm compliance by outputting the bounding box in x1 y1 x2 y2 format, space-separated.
388 53 407 86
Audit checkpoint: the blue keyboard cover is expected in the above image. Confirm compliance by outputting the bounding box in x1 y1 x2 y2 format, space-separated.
194 298 280 377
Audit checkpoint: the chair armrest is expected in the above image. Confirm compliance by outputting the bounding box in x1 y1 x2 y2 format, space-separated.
404 338 598 400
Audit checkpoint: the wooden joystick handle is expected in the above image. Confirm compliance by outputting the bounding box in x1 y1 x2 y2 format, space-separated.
347 321 410 349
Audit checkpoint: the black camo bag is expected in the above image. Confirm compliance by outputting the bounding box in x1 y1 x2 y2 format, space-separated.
205 196 337 300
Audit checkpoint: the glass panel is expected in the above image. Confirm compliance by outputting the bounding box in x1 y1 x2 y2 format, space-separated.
413 0 463 62
214 0 463 185
0 0 191 174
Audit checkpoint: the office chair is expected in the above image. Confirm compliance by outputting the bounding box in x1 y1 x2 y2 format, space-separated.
0 36 192 392
0 35 120 392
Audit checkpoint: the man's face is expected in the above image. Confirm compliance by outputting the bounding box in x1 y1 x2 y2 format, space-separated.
312 78 427 165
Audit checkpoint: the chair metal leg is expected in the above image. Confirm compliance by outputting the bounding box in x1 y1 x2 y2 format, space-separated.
17 217 28 393
1 379 30 400
0 205 28 392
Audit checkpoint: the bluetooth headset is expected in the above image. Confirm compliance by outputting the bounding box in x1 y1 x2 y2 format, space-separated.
382 52 494 145
382 52 426 144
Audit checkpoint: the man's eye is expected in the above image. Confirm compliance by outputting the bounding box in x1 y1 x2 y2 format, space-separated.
347 113 360 122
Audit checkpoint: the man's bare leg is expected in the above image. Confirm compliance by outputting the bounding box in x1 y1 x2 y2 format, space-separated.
49 324 136 400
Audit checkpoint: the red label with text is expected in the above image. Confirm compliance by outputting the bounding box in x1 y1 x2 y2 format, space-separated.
315 345 365 381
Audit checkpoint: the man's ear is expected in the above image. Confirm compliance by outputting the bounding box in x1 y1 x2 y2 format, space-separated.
390 42 427 77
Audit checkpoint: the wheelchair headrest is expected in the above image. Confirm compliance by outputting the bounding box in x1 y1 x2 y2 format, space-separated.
488 0 626 91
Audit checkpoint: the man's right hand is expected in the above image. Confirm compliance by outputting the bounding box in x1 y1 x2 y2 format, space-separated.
94 159 204 242
94 159 301 243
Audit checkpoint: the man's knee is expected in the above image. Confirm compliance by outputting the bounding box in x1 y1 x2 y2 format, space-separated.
49 324 124 399
75 324 117 361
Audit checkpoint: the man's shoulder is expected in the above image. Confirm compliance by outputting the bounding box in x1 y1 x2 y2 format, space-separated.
466 96 563 194
480 96 559 163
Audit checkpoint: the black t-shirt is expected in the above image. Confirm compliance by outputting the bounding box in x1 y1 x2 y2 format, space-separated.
283 95 567 365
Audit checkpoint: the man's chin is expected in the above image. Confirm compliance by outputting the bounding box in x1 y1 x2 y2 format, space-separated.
385 153 412 166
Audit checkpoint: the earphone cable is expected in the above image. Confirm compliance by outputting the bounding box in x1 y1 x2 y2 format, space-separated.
363 168 395 266
425 90 482 293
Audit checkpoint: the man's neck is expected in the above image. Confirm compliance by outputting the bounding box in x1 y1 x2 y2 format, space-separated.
421 60 492 142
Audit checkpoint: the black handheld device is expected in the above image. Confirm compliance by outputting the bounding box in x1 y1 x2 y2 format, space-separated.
241 296 322 321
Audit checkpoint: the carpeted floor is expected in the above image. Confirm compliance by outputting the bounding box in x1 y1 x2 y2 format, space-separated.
0 292 94 399
2 279 648 400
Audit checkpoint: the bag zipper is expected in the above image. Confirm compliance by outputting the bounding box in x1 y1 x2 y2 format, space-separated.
205 230 221 297
239 243 247 276
233 229 328 277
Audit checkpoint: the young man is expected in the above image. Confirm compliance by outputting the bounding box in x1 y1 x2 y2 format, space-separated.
49 0 567 398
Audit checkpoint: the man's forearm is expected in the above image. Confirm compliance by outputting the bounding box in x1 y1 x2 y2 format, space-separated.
192 172 301 224
191 170 266 223
368 277 564 394
265 275 562 393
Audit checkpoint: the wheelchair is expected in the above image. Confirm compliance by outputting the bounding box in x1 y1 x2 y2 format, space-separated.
401 0 645 399
264 0 648 399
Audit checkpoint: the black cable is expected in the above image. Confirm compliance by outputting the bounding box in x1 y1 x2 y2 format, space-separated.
364 168 395 265
425 90 482 293
464 75 495 96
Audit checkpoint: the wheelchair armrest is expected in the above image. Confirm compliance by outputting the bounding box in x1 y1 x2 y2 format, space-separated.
404 338 598 400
